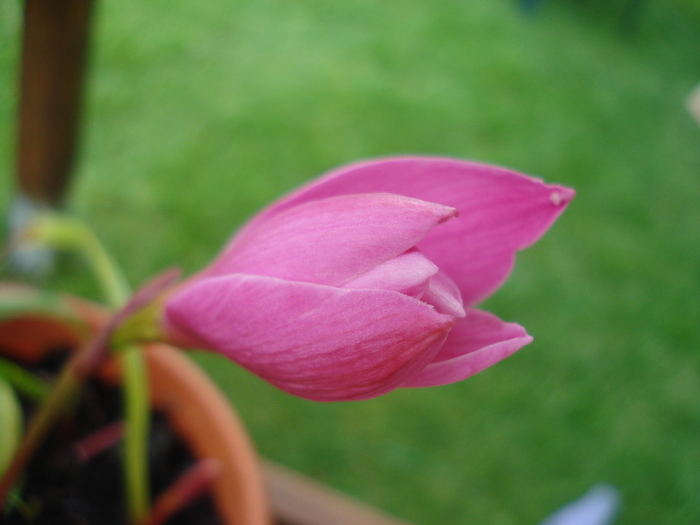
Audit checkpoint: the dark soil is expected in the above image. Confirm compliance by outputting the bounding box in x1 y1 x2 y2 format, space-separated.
3 351 222 525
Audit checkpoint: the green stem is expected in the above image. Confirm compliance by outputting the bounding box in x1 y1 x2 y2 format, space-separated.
30 215 130 308
121 345 150 522
80 228 131 309
27 214 151 524
78 226 151 525
0 357 51 402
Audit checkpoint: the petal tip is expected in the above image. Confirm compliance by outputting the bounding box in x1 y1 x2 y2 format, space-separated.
437 205 459 223
548 186 576 207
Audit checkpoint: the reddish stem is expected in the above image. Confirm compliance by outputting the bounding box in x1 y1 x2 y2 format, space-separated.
142 458 221 525
0 268 181 509
0 343 89 505
73 420 124 462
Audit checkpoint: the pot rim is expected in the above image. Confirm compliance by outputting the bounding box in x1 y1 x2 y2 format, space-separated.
0 293 271 525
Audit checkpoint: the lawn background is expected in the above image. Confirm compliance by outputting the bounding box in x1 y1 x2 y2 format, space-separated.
1 0 700 523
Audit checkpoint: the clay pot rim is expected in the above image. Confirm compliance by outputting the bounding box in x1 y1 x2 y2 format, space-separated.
0 293 271 525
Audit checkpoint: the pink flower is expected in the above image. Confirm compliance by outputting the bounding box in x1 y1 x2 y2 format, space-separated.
163 157 574 401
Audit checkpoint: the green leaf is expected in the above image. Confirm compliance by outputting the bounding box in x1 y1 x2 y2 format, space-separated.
0 378 23 478
0 357 51 402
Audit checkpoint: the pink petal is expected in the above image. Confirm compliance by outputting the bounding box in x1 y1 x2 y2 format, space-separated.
165 274 456 401
202 193 457 288
234 157 574 305
420 271 466 318
342 249 438 298
401 308 532 388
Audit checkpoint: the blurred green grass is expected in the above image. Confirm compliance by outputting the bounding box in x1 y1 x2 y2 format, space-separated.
2 0 700 523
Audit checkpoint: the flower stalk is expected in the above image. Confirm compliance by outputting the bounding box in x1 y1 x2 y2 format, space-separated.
4 214 158 523
120 344 150 522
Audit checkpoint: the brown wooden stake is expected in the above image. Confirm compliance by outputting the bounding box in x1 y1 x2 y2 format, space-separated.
16 0 94 207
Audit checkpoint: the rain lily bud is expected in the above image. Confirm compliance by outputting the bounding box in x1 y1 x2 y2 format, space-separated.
162 157 574 401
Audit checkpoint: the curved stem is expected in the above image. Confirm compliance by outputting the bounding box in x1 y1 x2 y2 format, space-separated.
77 223 151 525
80 227 131 308
24 214 152 524
19 214 129 307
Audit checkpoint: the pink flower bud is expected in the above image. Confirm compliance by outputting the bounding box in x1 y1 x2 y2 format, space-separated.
163 157 573 401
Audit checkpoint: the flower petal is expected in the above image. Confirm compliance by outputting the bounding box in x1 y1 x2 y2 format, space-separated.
235 157 574 305
165 274 456 401
341 249 438 298
202 193 456 288
401 308 532 388
421 271 466 318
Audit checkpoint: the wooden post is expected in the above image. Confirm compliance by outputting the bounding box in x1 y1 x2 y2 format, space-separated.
16 0 93 207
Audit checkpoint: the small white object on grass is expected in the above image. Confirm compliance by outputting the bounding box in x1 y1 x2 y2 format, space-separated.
539 484 621 525
6 194 55 276
687 82 700 126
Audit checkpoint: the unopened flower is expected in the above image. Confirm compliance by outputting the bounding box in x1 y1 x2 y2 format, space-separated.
162 157 573 401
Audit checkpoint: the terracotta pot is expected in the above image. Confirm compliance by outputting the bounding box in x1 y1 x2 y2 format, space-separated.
0 291 271 525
